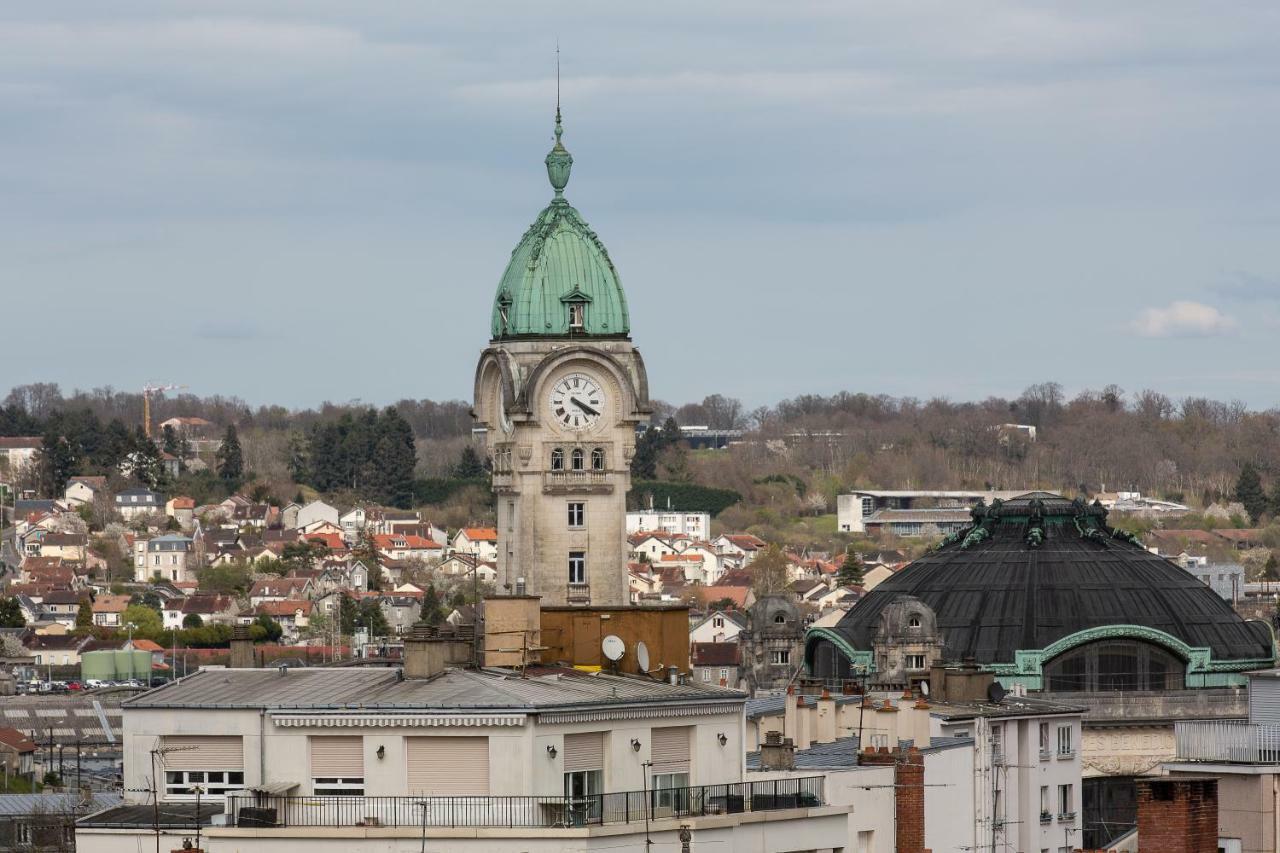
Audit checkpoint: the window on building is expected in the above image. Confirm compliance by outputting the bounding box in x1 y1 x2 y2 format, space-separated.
701 669 711 682
1039 722 1050 758
990 724 1003 763
1040 785 1050 818
165 769 245 798
567 503 585 528
551 448 565 471
908 616 921 628
770 650 790 665
1057 725 1074 756
591 448 605 470
652 771 690 811
17 824 32 844
1058 783 1074 816
571 448 585 471
719 668 728 681
569 551 587 584
568 303 585 329
773 612 787 624
712 616 724 628
904 654 926 670
563 732 603 821
1043 639 1185 692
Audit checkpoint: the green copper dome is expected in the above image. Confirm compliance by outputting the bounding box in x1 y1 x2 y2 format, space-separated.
490 110 630 340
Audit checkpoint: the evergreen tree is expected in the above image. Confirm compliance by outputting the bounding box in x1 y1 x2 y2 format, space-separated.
74 600 93 631
129 426 167 490
216 424 244 482
36 428 77 497
1235 463 1268 524
161 424 181 458
453 445 488 480
421 584 445 625
286 431 310 484
182 613 204 629
1270 479 1280 518
0 597 27 627
98 418 135 469
374 408 417 507
837 553 865 587
630 426 661 479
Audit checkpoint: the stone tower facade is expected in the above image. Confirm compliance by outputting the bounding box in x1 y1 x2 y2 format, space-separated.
473 110 649 607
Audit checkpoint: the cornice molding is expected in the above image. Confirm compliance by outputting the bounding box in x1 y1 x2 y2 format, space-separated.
270 713 527 729
538 702 740 725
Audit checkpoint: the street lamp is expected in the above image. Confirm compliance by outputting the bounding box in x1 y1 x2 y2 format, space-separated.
126 622 137 646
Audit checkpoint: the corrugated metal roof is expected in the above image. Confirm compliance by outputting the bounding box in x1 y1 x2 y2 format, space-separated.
0 792 121 816
127 666 745 712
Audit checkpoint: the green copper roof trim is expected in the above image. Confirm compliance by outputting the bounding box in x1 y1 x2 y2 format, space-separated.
490 110 630 340
803 628 875 673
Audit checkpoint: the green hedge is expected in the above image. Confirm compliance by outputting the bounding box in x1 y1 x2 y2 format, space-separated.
627 481 742 516
412 478 490 504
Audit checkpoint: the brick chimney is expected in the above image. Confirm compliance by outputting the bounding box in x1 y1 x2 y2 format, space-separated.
860 745 926 853
1136 777 1218 853
403 623 447 680
759 730 795 771
229 625 255 669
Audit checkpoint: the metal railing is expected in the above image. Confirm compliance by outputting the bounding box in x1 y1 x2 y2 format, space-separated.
1175 720 1280 763
227 776 823 829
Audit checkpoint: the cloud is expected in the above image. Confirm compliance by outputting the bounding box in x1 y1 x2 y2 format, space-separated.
1132 301 1237 338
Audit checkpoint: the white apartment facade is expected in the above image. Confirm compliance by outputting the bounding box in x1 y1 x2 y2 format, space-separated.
80 664 849 853
625 509 712 541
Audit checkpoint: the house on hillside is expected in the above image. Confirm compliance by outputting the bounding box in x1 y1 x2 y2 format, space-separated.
91 595 131 628
63 476 107 508
692 642 741 688
713 534 767 565
450 527 498 562
115 488 163 521
690 609 746 644
296 501 340 532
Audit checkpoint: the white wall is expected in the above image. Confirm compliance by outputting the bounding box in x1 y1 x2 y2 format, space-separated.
925 745 976 853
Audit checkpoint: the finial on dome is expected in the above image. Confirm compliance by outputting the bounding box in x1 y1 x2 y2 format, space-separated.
545 46 573 197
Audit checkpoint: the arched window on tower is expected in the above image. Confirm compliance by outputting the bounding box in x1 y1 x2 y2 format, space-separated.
571 448 585 471
591 448 605 470
551 448 565 471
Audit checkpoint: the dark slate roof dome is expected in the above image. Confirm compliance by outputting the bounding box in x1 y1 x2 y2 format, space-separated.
810 492 1273 668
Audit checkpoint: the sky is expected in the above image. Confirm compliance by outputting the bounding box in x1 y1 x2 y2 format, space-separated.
3 2 1280 411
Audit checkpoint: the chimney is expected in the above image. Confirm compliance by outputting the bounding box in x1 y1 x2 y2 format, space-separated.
1136 777 1218 853
759 730 795 771
229 625 255 669
860 746 926 853
403 624 446 680
815 690 837 745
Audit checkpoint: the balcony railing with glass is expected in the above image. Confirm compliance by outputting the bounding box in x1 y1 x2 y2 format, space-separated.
1175 720 1280 763
226 776 824 829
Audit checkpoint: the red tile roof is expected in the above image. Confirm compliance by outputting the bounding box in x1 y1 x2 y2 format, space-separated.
0 727 38 753
256 599 313 617
459 527 498 542
691 642 741 667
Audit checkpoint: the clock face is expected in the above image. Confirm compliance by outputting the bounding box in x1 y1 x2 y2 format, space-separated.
548 372 607 431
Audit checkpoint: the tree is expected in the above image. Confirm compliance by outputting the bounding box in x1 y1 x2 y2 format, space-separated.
253 614 283 642
128 426 167 490
453 445 488 480
837 553 865 587
216 424 244 482
199 562 254 595
161 424 181 459
36 429 76 497
420 585 445 626
130 591 164 612
182 613 204 629
749 544 790 597
0 597 26 628
1235 464 1268 524
122 604 163 637
74 600 93 632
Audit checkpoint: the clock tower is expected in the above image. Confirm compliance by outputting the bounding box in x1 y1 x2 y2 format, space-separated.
473 109 650 607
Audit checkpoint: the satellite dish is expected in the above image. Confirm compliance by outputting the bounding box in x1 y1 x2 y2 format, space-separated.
602 634 625 663
987 682 1007 704
919 681 930 698
636 641 651 674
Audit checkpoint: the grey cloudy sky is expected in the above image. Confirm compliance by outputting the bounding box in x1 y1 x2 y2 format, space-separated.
4 2 1280 410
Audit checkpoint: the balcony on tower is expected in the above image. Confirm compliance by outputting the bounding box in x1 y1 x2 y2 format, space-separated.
543 470 612 494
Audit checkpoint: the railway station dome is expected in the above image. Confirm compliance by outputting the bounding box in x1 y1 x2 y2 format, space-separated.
806 492 1275 691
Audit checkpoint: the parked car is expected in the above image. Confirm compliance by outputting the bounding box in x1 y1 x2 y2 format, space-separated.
67 681 82 691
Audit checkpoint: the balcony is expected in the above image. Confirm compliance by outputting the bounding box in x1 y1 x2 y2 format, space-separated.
1175 720 1280 763
566 583 591 604
226 777 824 829
543 471 612 494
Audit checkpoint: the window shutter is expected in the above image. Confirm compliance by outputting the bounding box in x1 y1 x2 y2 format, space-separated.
562 732 604 773
406 737 489 795
310 736 363 778
650 727 690 775
160 736 243 771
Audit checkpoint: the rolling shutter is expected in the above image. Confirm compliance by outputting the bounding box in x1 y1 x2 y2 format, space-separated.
160 736 243 771
406 737 489 795
563 732 604 773
650 727 690 775
310 736 364 778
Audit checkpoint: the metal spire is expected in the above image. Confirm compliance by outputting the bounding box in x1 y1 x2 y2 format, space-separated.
546 41 572 196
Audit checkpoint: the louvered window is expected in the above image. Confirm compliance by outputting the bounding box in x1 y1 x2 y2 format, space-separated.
562 733 604 773
406 737 489 795
311 736 364 795
160 736 244 798
649 727 690 775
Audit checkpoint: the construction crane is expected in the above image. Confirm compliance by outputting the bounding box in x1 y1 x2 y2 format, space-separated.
142 383 186 439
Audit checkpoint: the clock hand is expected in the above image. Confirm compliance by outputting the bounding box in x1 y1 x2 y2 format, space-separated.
570 397 600 417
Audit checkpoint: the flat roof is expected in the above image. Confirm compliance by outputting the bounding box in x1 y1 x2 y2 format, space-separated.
927 695 1086 721
125 666 744 713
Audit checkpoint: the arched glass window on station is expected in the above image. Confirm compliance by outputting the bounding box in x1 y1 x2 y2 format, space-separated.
570 448 585 471
1042 640 1185 692
591 448 605 470
551 448 565 471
